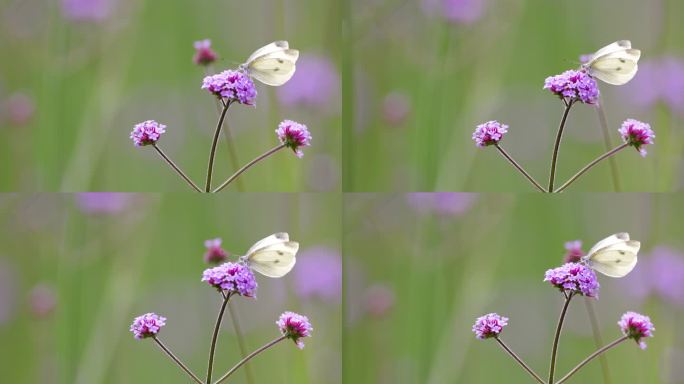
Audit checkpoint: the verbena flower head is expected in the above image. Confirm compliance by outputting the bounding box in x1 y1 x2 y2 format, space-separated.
276 120 312 158
277 311 313 349
564 240 585 263
130 120 166 147
619 119 655 157
472 120 508 147
472 313 508 339
618 311 655 349
201 262 258 298
201 70 257 105
193 39 218 66
130 313 166 339
204 238 228 264
544 262 600 298
544 69 600 105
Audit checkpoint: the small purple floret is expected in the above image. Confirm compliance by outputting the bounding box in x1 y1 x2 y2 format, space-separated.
277 311 313 349
204 238 228 264
543 69 600 105
130 120 166 147
544 262 600 298
276 120 312 158
618 311 655 349
130 313 166 339
201 262 258 298
201 70 257 105
193 39 218 66
472 313 508 339
472 120 508 147
618 119 655 157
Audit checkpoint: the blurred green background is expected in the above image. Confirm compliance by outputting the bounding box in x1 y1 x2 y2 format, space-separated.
0 0 340 192
344 193 684 383
0 193 341 383
345 0 683 192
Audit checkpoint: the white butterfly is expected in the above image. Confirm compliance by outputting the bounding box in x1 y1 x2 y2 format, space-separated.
583 40 641 85
582 233 640 278
240 41 299 86
240 232 299 278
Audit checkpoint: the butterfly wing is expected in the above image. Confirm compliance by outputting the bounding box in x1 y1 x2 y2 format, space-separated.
247 241 299 278
248 49 299 86
587 40 632 64
585 240 640 277
246 232 290 256
245 41 289 65
589 49 641 85
586 233 630 256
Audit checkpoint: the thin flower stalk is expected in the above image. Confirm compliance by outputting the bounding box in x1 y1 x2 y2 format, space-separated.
152 337 204 384
152 144 202 192
549 292 574 383
205 100 232 192
555 336 628 384
548 100 574 192
494 144 546 192
213 144 286 193
213 335 288 384
555 144 629 193
206 292 232 384
494 337 546 384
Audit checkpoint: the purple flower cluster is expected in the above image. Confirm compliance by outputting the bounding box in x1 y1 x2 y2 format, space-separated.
618 119 655 157
472 120 508 147
472 313 508 339
618 311 655 349
543 69 600 105
201 262 258 298
276 120 312 158
193 39 218 66
130 313 166 339
277 311 313 349
563 240 585 263
130 120 166 147
204 238 228 264
201 70 257 105
544 262 600 298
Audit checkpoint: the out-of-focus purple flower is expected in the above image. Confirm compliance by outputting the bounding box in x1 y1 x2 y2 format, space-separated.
363 284 395 318
201 70 257 105
277 54 340 111
544 69 599 105
472 313 508 339
29 284 57 318
618 311 655 349
619 119 655 157
130 120 166 147
276 120 312 158
564 240 585 263
130 313 166 339
204 238 228 264
277 311 313 349
75 193 131 214
472 120 508 147
625 57 684 116
423 0 487 24
382 92 411 126
62 0 115 22
293 247 341 302
544 262 600 298
201 262 258 298
2 93 34 126
406 193 477 216
648 247 684 307
193 39 218 66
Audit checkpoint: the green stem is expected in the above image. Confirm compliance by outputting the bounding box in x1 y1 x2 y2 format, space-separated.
494 144 546 192
213 335 287 384
548 101 574 192
495 337 546 384
212 144 285 193
152 337 203 384
555 336 628 384
549 293 573 383
554 144 629 193
206 292 231 383
205 100 231 192
596 103 621 191
584 298 612 384
227 302 255 384
152 144 202 192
